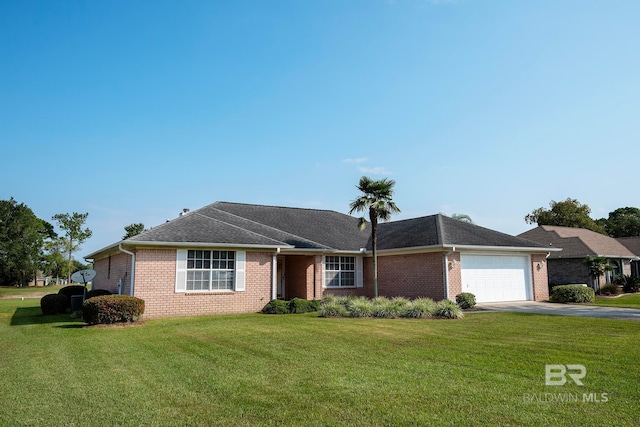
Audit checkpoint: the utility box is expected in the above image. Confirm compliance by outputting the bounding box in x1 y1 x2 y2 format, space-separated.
70 295 84 312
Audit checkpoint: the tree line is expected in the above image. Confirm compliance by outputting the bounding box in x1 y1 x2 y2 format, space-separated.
525 198 640 237
0 198 92 287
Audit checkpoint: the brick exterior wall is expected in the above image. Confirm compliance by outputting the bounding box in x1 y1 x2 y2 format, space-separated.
376 253 447 300
283 255 315 300
92 252 132 295
548 257 631 288
530 254 550 301
133 249 273 319
446 252 462 300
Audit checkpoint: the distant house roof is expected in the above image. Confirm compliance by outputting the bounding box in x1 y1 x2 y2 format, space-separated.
519 225 638 259
617 236 640 257
86 202 551 259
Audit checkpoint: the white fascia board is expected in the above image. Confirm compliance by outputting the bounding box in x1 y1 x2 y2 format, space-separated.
100 241 294 253
374 244 561 257
84 241 126 260
279 248 362 256
451 245 563 253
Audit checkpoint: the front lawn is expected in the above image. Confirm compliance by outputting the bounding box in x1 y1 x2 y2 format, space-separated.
0 296 637 426
593 293 640 309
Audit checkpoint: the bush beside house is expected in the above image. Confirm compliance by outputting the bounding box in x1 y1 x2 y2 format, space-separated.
82 295 145 325
549 285 595 304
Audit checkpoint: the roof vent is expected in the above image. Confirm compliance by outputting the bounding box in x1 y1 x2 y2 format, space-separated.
180 208 190 217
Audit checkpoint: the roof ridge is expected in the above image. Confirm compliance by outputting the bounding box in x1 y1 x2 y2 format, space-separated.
215 201 345 215
191 212 289 246
204 207 334 250
435 213 445 245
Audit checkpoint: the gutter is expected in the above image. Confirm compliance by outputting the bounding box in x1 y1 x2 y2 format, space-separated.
118 244 136 297
443 247 455 300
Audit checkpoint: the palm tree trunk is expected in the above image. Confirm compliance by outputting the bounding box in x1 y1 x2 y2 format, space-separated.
371 207 378 298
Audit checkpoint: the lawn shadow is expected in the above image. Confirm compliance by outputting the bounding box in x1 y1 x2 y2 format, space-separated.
10 306 85 327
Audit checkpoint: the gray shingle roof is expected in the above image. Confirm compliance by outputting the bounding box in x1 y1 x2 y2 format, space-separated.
377 214 548 250
617 236 640 256
518 225 637 259
122 202 547 253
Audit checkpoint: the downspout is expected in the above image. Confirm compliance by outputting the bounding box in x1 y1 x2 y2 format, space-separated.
272 248 280 300
443 247 455 300
118 244 135 297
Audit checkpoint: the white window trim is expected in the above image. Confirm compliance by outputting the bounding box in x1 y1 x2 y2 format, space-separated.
322 255 363 289
175 249 246 293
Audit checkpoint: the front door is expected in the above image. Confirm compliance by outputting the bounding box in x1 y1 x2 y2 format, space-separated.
277 258 285 299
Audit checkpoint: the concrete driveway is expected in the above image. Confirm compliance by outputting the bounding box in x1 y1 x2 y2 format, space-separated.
475 301 640 321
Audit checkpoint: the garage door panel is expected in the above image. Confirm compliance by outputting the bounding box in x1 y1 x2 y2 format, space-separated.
460 255 530 303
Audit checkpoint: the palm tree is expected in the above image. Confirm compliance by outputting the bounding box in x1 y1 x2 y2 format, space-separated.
349 176 400 297
583 256 611 291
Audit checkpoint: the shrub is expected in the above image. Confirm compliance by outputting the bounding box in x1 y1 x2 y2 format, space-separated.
549 285 595 304
82 295 145 325
346 297 374 318
433 299 464 319
402 298 436 319
455 292 476 309
85 289 112 299
58 285 87 308
40 294 68 315
261 299 289 314
369 297 409 318
287 298 320 314
597 284 620 296
614 274 640 293
319 300 349 317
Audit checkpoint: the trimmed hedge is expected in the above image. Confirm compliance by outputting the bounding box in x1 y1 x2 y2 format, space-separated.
261 299 289 314
549 285 595 303
261 298 320 314
41 294 68 315
82 295 145 325
85 289 113 299
287 298 319 314
455 292 476 309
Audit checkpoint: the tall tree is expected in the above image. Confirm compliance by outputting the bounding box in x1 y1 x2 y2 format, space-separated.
349 176 400 298
525 198 605 234
600 207 640 238
52 212 92 284
123 223 145 240
0 198 54 286
451 213 474 224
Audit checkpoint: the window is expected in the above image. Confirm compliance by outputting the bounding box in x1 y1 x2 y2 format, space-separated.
325 256 356 287
186 250 235 291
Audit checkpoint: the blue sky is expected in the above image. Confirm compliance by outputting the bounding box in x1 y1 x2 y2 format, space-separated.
2 0 639 257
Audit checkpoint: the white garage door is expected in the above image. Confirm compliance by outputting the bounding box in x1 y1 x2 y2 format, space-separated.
460 254 531 303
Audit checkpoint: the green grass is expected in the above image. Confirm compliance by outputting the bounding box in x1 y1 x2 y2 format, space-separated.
593 293 640 309
0 285 64 297
0 293 638 426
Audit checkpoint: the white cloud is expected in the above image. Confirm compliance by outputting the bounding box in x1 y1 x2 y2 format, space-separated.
342 157 368 163
358 166 392 175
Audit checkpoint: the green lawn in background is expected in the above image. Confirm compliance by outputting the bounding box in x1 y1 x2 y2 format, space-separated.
0 291 638 426
593 294 640 309
0 285 65 297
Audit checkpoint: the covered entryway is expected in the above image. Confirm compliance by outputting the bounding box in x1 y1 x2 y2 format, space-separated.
460 254 531 303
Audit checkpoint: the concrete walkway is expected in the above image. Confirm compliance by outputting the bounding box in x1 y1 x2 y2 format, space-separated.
475 301 640 321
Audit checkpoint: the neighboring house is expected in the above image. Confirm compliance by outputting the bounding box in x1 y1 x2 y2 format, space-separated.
85 202 554 319
617 236 640 277
519 225 638 288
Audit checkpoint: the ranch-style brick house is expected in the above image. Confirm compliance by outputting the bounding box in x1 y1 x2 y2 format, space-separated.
85 202 555 319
